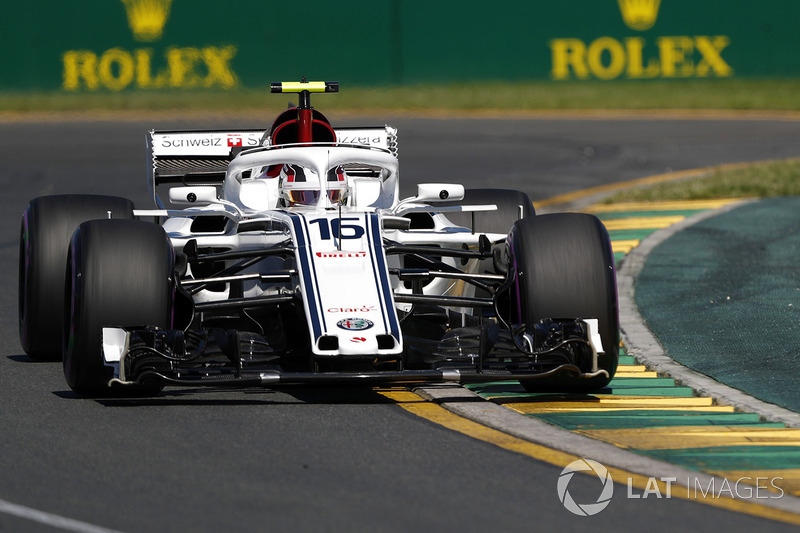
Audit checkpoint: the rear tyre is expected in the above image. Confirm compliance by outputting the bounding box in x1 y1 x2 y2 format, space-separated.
443 188 534 234
507 213 618 391
19 195 134 360
444 188 536 288
63 219 173 396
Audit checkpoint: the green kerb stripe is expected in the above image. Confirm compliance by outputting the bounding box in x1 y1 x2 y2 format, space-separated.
530 411 777 431
595 209 708 220
637 446 800 471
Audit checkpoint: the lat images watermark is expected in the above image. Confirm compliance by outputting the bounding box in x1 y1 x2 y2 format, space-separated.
557 458 785 516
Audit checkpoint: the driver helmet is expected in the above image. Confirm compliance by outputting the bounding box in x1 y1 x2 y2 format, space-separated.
325 165 349 206
278 164 349 207
278 164 321 206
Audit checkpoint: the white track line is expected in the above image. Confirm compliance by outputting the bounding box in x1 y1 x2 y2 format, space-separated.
0 498 124 533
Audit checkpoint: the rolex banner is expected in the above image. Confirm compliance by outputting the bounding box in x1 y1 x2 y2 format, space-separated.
2 0 799 92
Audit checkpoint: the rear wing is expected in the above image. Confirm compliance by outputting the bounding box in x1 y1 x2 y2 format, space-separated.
146 126 398 208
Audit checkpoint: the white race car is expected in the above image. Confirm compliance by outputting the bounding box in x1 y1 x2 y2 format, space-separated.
19 81 618 396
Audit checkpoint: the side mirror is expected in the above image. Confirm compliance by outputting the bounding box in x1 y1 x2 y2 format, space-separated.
415 183 465 203
169 186 218 206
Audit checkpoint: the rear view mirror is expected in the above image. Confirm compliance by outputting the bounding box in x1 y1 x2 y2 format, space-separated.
168 186 218 206
415 183 465 203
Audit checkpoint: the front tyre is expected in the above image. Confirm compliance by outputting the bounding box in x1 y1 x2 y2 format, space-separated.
63 219 173 396
507 213 618 390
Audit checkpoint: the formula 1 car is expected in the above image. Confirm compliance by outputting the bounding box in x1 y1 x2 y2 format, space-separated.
19 81 618 397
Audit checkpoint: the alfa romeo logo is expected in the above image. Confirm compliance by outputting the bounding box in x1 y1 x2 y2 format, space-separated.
336 318 374 331
557 459 614 516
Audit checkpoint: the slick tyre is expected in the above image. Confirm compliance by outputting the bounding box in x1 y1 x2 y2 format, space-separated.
507 213 619 390
19 195 134 360
63 219 173 396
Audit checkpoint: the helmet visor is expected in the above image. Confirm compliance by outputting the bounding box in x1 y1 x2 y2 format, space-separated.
285 189 320 206
327 189 347 205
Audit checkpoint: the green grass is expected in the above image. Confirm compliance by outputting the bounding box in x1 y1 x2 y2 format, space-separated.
602 158 800 203
4 79 800 113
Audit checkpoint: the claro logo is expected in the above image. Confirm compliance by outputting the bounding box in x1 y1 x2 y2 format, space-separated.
549 1 732 81
62 0 238 91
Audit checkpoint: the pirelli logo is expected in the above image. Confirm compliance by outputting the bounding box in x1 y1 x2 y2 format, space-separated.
315 252 367 259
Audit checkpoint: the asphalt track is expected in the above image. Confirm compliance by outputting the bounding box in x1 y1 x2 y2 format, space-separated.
1 112 800 532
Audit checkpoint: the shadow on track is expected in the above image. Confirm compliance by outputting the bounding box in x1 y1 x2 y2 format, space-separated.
50 383 404 407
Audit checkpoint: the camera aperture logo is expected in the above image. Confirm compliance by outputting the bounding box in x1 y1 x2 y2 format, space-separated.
557 459 614 516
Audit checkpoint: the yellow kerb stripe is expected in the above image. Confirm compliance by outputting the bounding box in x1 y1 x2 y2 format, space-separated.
614 371 659 378
578 426 800 450
612 239 640 253
602 216 685 230
590 199 743 213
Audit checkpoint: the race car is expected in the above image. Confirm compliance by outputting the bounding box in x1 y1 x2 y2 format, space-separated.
18 80 618 397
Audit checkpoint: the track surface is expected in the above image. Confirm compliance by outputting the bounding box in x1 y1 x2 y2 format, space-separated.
2 114 799 532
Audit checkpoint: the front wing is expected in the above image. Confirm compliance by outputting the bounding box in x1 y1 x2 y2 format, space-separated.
101 318 609 389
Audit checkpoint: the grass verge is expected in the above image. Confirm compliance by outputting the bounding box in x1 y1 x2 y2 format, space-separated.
4 79 800 113
601 158 800 204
